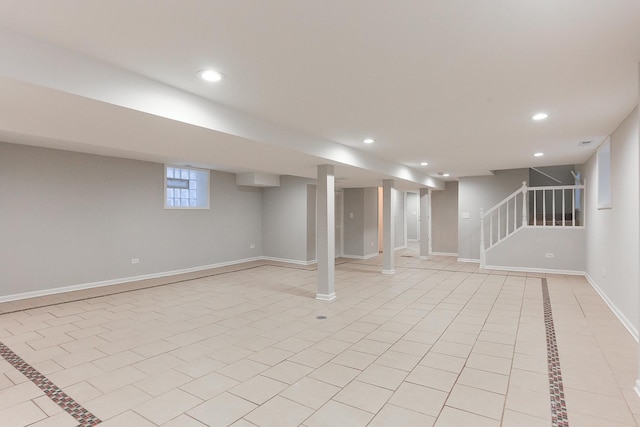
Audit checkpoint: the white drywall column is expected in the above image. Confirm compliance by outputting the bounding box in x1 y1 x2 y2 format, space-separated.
316 164 336 300
382 179 395 274
419 188 430 259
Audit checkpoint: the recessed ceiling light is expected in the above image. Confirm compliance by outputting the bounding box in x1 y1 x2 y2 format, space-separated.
532 113 548 121
420 162 428 166
534 152 544 157
198 69 223 82
363 138 374 144
443 173 450 177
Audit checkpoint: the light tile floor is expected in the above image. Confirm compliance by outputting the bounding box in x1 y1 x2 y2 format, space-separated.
0 248 639 426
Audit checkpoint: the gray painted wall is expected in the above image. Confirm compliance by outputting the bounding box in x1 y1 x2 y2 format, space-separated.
393 189 405 249
584 107 639 335
458 169 529 260
343 187 378 257
307 184 317 261
363 188 379 257
406 192 419 241
262 175 316 262
485 228 585 272
343 188 365 256
0 142 263 297
431 181 459 254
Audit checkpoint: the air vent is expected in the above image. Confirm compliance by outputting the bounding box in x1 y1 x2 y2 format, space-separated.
579 141 592 147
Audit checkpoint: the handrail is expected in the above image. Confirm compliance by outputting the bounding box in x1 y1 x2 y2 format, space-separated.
479 181 586 268
483 183 527 216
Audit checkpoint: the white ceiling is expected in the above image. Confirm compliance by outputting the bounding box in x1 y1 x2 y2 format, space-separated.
0 1 638 189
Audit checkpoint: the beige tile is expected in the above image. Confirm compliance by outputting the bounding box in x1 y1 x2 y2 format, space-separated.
369 403 436 427
247 347 293 366
446 384 504 420
333 380 393 413
504 387 551 420
330 349 377 370
162 414 208 427
280 377 340 409
349 339 392 355
466 352 512 375
435 406 499 427
134 389 202 424
501 409 550 427
84 384 152 420
0 401 47 427
356 364 407 390
287 348 335 368
217 359 270 382
389 340 431 356
375 351 421 371
27 411 78 427
472 340 514 358
389 382 447 416
457 367 508 395
133 369 192 397
564 387 636 425
508 368 548 393
33 395 63 416
311 338 352 355
419 352 466 374
179 371 239 400
229 375 288 404
570 412 638 427
244 395 314 427
188 392 257 427
305 400 373 427
99 410 158 426
87 365 147 393
430 340 472 358
406 365 457 392
309 362 361 387
0 381 44 411
261 360 314 384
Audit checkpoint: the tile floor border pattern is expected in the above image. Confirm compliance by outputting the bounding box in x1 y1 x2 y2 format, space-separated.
0 340 102 426
542 278 570 427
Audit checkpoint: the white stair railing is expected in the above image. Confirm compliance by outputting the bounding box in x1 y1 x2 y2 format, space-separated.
479 181 585 268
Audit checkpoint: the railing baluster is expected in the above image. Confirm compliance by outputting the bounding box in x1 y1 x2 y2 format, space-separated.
533 189 537 226
490 213 493 247
498 207 501 240
572 188 575 226
562 190 567 227
506 198 510 236
542 190 546 226
552 189 556 227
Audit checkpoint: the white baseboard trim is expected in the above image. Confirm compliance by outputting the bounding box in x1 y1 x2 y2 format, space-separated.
382 269 395 275
457 258 480 263
407 239 419 242
483 265 585 276
430 252 458 257
341 253 379 260
585 273 639 342
419 256 429 260
0 256 264 304
262 257 317 266
316 292 336 301
395 246 407 251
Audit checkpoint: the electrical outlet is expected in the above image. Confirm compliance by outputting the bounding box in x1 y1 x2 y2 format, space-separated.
131 258 140 264
250 244 255 249
545 253 554 258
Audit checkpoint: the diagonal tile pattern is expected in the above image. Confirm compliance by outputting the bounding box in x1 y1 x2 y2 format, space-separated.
0 248 638 426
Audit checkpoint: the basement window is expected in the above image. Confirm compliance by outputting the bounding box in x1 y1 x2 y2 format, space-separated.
165 166 209 209
597 138 611 209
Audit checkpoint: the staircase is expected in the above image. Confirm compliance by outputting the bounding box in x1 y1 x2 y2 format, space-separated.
480 181 585 268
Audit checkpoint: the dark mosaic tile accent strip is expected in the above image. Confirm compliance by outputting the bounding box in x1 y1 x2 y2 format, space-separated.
542 278 569 427
0 341 101 426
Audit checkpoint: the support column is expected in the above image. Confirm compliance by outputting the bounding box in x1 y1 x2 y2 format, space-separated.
382 179 395 274
316 164 335 300
419 188 430 259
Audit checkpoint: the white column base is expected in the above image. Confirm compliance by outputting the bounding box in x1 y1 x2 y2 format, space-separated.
419 255 430 260
316 293 336 301
382 269 395 275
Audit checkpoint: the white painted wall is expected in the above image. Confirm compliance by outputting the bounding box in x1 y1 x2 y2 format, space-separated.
0 142 263 298
584 107 639 338
393 189 406 249
406 192 419 241
458 169 529 261
485 228 585 273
